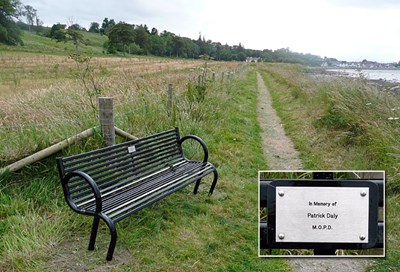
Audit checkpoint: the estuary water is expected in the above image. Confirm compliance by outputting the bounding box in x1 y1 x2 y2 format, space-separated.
327 69 400 83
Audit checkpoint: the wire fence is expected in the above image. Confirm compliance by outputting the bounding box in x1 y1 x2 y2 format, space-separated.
0 65 247 132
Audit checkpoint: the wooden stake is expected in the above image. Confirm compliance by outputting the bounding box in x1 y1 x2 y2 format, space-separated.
115 126 138 141
98 97 115 146
0 127 95 175
167 84 173 116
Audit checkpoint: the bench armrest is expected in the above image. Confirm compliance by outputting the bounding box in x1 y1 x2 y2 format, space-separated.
179 135 209 163
61 171 102 214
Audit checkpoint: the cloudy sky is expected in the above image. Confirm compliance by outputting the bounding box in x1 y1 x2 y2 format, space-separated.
24 0 400 63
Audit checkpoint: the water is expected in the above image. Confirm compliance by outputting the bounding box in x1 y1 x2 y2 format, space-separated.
327 69 400 83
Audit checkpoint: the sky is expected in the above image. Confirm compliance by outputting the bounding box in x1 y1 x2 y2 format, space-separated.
23 0 400 63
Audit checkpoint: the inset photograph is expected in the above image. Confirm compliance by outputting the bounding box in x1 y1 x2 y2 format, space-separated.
259 170 384 257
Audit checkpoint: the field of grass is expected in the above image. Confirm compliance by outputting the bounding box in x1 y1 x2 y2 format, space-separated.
258 64 400 270
0 50 208 98
0 50 290 271
0 30 108 55
0 30 205 98
0 52 239 161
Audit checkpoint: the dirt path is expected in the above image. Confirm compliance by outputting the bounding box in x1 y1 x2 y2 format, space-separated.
256 73 302 170
256 72 370 272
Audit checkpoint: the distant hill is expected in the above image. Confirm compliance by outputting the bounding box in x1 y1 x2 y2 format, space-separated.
0 30 108 56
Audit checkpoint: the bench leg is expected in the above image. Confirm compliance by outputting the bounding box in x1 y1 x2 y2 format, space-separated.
88 216 100 250
208 169 219 195
102 217 117 261
193 178 202 194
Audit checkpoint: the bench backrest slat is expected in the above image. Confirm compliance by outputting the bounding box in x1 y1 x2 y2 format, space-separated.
58 128 185 206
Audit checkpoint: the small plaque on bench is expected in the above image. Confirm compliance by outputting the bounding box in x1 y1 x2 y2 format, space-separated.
128 145 136 153
275 186 369 243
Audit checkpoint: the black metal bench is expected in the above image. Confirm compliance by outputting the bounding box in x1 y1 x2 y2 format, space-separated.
56 128 218 260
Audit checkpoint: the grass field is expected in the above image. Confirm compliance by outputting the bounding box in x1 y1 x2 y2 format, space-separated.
0 30 108 55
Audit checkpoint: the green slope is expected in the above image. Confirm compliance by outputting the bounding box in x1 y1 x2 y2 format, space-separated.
0 30 108 56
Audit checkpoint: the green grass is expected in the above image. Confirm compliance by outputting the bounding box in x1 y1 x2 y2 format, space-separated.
0 68 289 271
0 30 108 55
258 63 400 269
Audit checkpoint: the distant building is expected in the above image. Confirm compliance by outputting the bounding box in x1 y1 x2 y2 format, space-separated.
246 57 260 63
321 59 397 69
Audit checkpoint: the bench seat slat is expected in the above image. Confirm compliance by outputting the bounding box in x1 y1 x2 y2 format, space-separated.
62 129 178 164
84 162 214 220
75 160 197 209
64 135 179 175
67 148 183 196
68 154 185 201
103 162 209 211
72 158 187 206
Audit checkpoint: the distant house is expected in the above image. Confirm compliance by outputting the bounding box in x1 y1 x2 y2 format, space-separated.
361 60 378 69
246 57 260 63
321 59 396 69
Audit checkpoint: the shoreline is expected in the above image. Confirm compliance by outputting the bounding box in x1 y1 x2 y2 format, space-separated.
309 68 400 94
324 67 400 71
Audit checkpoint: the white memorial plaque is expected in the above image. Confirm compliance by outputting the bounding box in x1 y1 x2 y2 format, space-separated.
275 186 369 243
128 145 136 153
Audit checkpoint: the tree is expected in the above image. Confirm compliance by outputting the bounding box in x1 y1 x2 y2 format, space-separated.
172 36 184 57
49 23 85 51
69 23 82 31
134 25 149 53
149 34 166 56
100 17 115 36
196 34 207 55
261 49 274 62
150 27 158 36
160 31 175 57
0 0 23 45
67 27 84 51
49 23 67 42
23 4 36 32
108 22 135 55
237 52 246 62
89 22 100 33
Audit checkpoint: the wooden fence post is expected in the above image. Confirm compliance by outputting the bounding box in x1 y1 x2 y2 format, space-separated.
98 97 115 146
222 72 225 82
204 62 208 82
167 83 173 116
212 72 215 81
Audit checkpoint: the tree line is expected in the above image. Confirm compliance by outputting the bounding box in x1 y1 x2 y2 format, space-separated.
1 0 324 66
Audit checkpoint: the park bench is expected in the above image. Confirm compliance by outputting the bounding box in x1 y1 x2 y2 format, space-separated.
56 128 218 261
